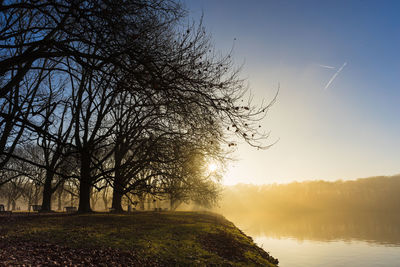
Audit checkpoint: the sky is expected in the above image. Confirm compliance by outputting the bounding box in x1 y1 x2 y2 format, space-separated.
183 0 400 184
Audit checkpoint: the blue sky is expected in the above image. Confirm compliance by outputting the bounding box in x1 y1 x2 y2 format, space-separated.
184 0 400 184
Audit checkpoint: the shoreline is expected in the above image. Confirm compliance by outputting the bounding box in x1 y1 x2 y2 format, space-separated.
0 211 278 266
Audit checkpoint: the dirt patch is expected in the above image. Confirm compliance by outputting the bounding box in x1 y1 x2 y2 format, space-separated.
199 230 247 262
199 230 279 265
0 240 160 266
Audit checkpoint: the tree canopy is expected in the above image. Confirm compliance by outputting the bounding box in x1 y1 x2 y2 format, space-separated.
0 0 275 213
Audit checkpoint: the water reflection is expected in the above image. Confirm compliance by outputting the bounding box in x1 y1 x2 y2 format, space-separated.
224 212 400 246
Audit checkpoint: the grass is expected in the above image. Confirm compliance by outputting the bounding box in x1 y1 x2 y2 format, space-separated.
0 211 278 266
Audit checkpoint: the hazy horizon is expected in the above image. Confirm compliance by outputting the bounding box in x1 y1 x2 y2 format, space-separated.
221 172 400 185
217 174 400 266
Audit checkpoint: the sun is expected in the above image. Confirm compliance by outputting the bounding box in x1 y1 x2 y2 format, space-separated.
208 163 218 172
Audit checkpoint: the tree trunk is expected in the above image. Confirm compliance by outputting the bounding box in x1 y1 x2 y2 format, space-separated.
90 188 97 210
170 198 176 211
40 173 54 212
102 195 108 211
57 191 62 211
6 197 11 211
78 153 92 213
90 196 95 210
111 185 124 212
28 198 32 212
170 197 182 211
78 179 92 212
147 196 151 210
139 195 145 210
111 148 124 212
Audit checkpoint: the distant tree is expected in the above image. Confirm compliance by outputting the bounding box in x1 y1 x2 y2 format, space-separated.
37 97 74 212
3 176 26 211
0 156 24 187
54 180 67 211
160 142 221 210
0 145 44 209
102 185 112 211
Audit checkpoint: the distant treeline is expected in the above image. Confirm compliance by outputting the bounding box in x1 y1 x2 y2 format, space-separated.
219 175 400 214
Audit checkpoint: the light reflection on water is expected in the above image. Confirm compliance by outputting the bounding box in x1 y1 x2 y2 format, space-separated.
224 212 400 266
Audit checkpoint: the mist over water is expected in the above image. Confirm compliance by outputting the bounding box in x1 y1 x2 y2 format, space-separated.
217 176 400 266
226 212 400 245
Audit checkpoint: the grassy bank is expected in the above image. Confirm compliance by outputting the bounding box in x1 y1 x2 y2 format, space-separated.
0 211 278 266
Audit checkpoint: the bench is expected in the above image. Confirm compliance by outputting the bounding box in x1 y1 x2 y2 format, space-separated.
64 206 77 213
0 204 12 215
109 208 116 213
30 205 42 212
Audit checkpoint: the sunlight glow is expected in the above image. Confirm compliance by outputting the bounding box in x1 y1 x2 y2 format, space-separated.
208 163 217 172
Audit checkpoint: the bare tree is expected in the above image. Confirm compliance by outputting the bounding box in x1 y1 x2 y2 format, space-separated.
1 1 276 214
37 90 74 212
0 0 183 170
106 18 275 211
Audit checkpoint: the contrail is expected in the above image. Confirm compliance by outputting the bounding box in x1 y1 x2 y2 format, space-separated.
318 64 336 69
324 62 347 90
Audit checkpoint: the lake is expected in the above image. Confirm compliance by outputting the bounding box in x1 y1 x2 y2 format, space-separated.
224 212 400 266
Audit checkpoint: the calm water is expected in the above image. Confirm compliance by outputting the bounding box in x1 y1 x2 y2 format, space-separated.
225 212 400 266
